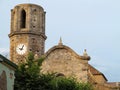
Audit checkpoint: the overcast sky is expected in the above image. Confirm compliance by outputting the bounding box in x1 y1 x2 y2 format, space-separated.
0 0 120 82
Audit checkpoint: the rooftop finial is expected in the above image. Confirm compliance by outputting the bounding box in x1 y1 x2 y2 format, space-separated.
83 49 88 56
58 37 63 45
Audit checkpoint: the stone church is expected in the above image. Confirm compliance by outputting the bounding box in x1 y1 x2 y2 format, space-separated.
8 3 120 90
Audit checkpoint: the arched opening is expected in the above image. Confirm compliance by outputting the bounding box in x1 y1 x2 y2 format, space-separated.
0 71 7 90
20 9 26 28
55 73 65 77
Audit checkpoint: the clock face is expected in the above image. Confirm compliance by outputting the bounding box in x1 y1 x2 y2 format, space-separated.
16 44 27 55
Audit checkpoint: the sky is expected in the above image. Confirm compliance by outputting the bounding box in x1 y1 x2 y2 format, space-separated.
0 0 120 82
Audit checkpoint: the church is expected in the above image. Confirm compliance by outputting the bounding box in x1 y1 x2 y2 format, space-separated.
8 3 120 90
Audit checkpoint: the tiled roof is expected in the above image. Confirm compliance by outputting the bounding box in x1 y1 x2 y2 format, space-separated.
106 82 117 86
88 64 108 81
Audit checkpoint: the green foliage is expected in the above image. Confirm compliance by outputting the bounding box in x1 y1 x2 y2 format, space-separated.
37 75 93 90
14 53 43 90
77 82 93 90
50 77 79 90
14 53 93 90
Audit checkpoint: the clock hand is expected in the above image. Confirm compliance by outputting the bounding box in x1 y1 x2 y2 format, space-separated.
19 48 22 50
18 45 24 50
21 45 24 50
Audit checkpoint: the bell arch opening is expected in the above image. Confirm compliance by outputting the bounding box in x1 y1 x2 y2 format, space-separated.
20 9 26 28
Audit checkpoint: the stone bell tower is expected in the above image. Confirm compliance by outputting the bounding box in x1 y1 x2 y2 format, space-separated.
9 4 47 64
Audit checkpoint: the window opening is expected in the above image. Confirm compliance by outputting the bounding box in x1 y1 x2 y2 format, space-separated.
21 9 26 28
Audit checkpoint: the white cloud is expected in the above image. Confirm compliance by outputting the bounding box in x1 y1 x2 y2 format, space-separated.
0 48 9 54
0 48 10 59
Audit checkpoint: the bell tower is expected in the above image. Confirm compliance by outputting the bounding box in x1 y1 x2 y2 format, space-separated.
9 4 47 64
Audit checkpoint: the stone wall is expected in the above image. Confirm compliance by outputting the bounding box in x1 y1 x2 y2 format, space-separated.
0 63 15 90
42 45 89 82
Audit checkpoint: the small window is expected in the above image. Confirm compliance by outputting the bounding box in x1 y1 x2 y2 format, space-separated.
21 9 26 28
10 73 13 79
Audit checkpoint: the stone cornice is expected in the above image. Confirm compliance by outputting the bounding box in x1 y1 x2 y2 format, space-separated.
8 31 47 39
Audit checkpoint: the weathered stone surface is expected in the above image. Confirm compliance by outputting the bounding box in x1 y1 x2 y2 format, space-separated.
8 3 120 90
42 45 89 82
9 4 46 64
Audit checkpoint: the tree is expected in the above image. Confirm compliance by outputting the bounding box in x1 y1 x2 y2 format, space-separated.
14 53 44 90
14 53 93 90
38 75 93 90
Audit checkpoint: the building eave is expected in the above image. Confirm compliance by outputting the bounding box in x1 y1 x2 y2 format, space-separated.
0 54 17 69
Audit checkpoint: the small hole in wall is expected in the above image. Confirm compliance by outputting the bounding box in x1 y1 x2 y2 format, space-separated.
10 73 13 79
34 9 37 12
33 26 35 28
32 38 35 40
20 60 23 62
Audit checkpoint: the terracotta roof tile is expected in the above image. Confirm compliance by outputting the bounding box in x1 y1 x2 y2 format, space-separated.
88 64 108 81
88 64 102 75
